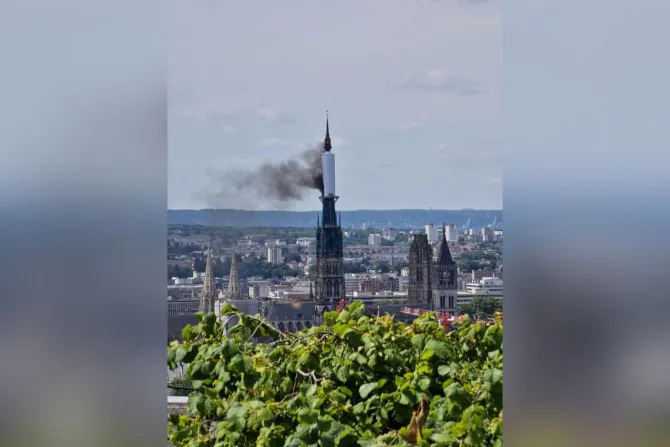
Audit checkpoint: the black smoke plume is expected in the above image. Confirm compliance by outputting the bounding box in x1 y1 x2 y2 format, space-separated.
201 142 325 208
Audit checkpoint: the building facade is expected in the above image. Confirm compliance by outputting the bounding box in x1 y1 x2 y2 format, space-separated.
368 234 382 246
267 246 283 264
425 224 438 242
445 224 458 242
407 234 433 304
431 228 458 315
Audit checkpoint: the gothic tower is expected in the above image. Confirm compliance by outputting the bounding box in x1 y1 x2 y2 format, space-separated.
432 225 458 314
315 114 345 302
199 246 217 313
226 253 242 300
408 234 432 305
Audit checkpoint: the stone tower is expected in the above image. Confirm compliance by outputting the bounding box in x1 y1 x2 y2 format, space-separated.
432 225 458 314
199 246 217 313
315 115 345 302
226 253 242 300
408 234 433 305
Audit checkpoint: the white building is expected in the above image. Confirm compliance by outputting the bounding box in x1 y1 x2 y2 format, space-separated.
345 274 363 295
382 228 397 240
463 277 503 297
296 237 316 246
445 224 458 242
400 267 409 277
172 277 195 285
425 224 438 242
398 276 409 293
267 247 283 264
481 227 495 242
368 234 382 246
265 239 287 246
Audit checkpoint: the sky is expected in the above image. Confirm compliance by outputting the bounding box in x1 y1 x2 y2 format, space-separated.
168 0 501 211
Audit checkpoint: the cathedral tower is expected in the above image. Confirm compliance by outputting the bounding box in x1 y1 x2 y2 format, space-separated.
315 114 345 302
199 246 217 313
408 234 433 305
432 225 458 314
226 253 242 300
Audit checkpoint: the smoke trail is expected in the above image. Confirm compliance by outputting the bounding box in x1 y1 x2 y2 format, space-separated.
200 142 325 208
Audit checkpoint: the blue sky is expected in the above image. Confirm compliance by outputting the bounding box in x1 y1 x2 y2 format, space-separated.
169 0 501 210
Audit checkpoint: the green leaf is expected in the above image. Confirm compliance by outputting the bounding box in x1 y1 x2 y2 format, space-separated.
186 393 206 415
450 422 468 437
175 346 188 363
337 310 350 322
359 382 377 399
348 301 365 318
226 404 247 431
418 377 431 391
181 325 194 342
411 334 426 350
484 368 503 384
304 383 317 398
421 349 435 360
338 386 353 398
437 365 450 376
431 432 456 443
167 345 178 367
425 339 450 359
255 407 273 423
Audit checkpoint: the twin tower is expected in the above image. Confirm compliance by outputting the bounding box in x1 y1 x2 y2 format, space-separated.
314 116 345 302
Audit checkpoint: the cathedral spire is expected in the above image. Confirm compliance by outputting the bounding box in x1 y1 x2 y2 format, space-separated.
227 252 242 300
324 111 332 152
436 224 454 266
200 244 216 313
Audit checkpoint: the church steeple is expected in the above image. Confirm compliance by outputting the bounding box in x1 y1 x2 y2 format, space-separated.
324 111 332 152
200 244 216 313
226 252 242 300
436 223 454 266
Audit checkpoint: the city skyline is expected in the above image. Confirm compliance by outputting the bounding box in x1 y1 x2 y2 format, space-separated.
169 0 501 211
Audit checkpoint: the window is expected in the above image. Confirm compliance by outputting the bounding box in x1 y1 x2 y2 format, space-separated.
448 295 454 308
440 295 445 308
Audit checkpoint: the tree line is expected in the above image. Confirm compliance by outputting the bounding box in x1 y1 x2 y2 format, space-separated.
168 254 304 281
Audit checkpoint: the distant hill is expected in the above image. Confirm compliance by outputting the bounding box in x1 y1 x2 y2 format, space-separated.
168 209 502 230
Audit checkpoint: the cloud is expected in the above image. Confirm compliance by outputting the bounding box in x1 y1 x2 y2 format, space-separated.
406 70 482 95
258 108 278 123
399 122 425 131
260 137 290 147
222 125 235 133
489 176 502 185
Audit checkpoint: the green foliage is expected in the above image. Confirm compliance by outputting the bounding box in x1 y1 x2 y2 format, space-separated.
183 254 304 280
169 375 193 396
458 298 503 320
167 303 503 446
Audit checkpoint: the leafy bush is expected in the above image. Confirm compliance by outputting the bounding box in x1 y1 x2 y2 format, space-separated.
167 303 503 446
169 375 193 397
